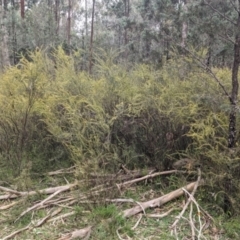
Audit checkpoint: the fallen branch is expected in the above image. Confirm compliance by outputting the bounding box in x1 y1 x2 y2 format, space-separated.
147 208 176 218
0 201 19 210
117 170 182 189
48 211 75 223
15 186 76 222
33 208 63 227
0 182 77 200
131 214 143 230
90 168 155 179
2 224 31 240
170 167 202 239
171 168 201 233
183 188 208 240
0 186 22 196
122 181 200 218
48 166 75 176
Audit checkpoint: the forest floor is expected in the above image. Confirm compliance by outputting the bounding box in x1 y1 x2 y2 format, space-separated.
0 166 239 240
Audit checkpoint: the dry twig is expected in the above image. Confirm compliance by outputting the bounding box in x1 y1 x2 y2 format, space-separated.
170 168 202 239
117 170 181 189
0 182 77 200
15 186 75 222
2 224 31 240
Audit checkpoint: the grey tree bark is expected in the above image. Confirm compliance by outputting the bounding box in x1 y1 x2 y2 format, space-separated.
228 0 240 148
0 0 10 70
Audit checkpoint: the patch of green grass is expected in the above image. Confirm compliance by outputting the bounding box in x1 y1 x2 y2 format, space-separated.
74 205 84 215
222 217 240 239
91 204 118 219
89 204 135 239
0 170 236 240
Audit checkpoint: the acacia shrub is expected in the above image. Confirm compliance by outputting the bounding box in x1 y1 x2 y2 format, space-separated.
1 48 240 214
0 50 72 178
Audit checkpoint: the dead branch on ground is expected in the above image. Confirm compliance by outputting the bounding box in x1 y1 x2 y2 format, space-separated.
2 224 31 240
0 168 206 240
122 180 201 218
48 166 75 176
0 182 77 200
116 169 182 190
170 168 207 240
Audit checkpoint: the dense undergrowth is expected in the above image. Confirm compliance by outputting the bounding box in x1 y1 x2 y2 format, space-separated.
0 48 239 216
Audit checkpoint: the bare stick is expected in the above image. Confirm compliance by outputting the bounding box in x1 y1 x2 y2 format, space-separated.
0 186 22 195
15 187 72 222
48 211 75 223
131 214 143 230
203 1 237 26
147 208 175 218
116 228 126 240
0 182 77 200
189 202 195 240
229 0 240 13
0 201 19 210
106 198 139 203
182 47 231 100
183 189 207 240
123 181 198 218
117 170 181 189
2 224 31 240
48 166 75 176
170 168 201 237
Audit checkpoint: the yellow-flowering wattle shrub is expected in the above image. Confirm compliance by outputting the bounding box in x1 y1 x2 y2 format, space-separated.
0 48 238 198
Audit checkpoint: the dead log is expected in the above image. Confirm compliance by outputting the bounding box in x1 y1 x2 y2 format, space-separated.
123 181 198 218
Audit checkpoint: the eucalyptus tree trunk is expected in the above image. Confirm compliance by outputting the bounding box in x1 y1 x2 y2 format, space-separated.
85 0 88 39
0 0 10 70
180 0 188 48
55 0 60 35
124 0 130 58
11 0 17 64
67 0 72 46
228 0 240 148
89 0 95 74
20 0 24 19
143 0 151 59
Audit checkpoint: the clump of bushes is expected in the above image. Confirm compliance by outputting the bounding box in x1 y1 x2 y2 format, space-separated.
0 48 239 214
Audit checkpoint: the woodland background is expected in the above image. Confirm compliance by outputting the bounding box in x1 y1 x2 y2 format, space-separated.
0 0 240 239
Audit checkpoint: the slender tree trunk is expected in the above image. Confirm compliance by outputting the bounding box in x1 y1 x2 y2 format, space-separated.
180 0 188 48
20 0 24 19
124 0 130 58
55 0 60 35
67 0 72 46
11 0 17 64
0 0 10 70
206 40 212 67
84 0 88 71
85 0 88 38
3 0 6 11
228 1 240 148
89 0 95 74
143 0 151 60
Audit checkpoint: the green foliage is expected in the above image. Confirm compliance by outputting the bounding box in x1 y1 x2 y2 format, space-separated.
0 50 53 175
1 48 240 214
90 204 133 239
91 204 118 219
223 217 240 238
